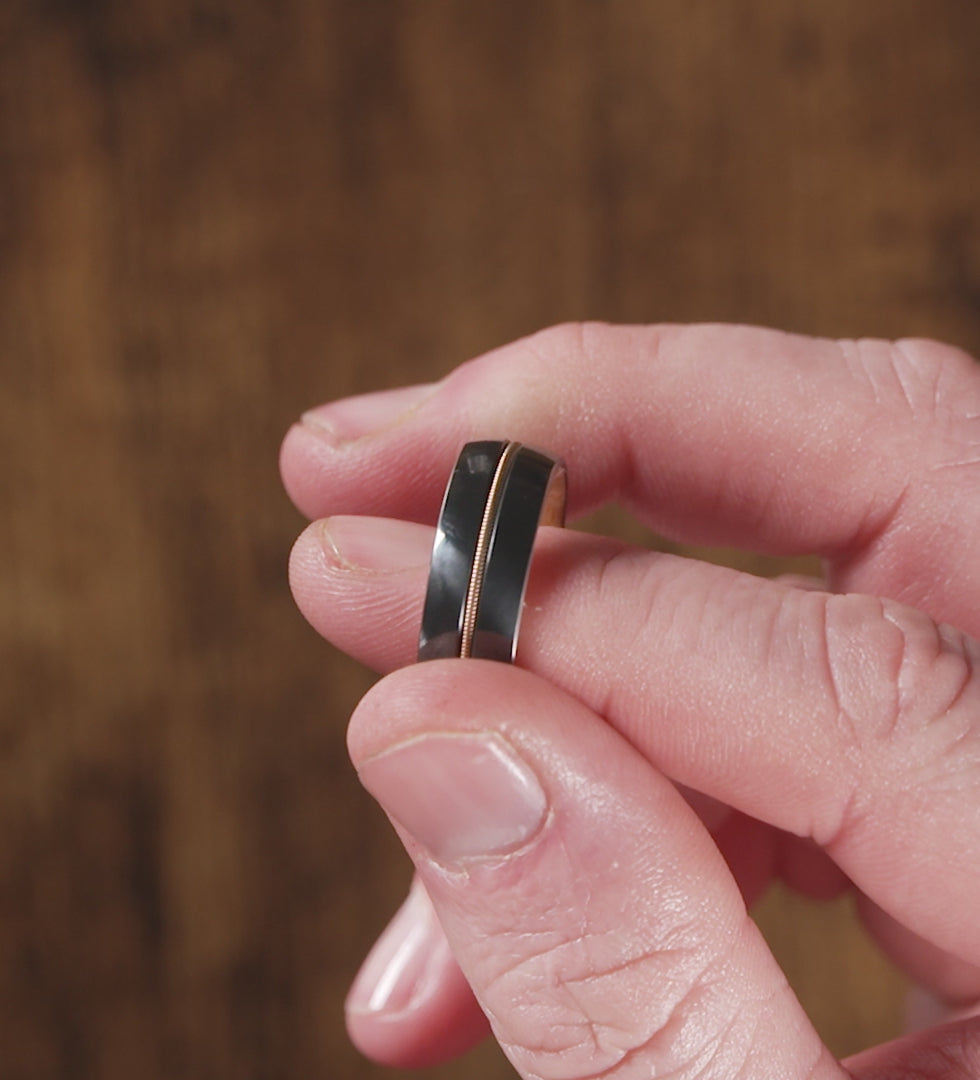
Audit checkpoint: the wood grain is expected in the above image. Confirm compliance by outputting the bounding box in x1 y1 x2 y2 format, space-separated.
2 2 979 1076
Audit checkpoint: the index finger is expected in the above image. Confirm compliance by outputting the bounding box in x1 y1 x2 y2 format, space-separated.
280 323 980 632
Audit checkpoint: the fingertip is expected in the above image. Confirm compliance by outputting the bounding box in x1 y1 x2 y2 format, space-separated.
344 881 490 1069
346 660 473 764
279 383 452 521
288 517 428 671
286 518 331 619
279 419 332 519
346 996 489 1071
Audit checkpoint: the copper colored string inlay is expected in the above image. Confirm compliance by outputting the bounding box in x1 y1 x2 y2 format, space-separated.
459 441 520 658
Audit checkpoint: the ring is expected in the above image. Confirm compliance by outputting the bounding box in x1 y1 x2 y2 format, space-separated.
418 440 567 663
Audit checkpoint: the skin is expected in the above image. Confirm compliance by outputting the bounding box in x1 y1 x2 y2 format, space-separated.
280 323 980 1078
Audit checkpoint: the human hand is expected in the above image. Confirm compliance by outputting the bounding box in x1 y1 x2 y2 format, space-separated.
281 324 980 1078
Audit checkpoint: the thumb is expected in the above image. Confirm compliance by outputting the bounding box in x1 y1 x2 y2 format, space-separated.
348 661 845 1080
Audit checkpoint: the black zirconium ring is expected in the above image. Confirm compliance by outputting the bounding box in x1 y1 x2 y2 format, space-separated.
418 440 567 663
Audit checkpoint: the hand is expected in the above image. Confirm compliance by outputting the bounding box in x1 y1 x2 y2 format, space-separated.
281 323 980 1078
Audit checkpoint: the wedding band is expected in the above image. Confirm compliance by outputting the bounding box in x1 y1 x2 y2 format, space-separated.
418 440 566 663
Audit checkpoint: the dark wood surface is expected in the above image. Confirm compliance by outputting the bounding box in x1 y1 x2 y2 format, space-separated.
2 2 979 1077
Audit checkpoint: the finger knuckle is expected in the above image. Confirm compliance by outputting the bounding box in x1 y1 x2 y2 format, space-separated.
477 921 753 1080
842 336 980 429
521 321 607 367
820 593 980 841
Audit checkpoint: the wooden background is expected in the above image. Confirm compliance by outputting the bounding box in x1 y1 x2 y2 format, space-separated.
2 2 979 1077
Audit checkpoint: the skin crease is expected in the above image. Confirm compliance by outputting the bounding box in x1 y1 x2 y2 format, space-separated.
282 324 980 1077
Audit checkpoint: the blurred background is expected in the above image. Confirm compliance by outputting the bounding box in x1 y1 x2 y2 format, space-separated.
2 2 979 1077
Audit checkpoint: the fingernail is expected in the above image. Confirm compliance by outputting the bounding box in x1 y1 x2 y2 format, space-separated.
301 384 437 444
346 881 446 1015
319 516 431 572
358 732 548 863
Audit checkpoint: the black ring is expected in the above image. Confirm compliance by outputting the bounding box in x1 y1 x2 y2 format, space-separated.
418 440 566 663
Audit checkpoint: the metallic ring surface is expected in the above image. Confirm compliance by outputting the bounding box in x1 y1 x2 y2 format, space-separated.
418 440 566 663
